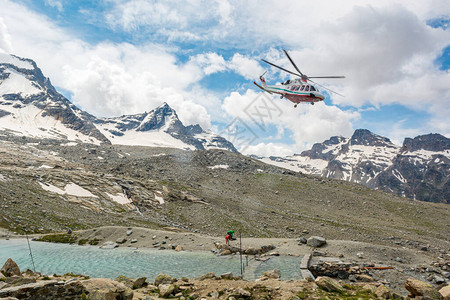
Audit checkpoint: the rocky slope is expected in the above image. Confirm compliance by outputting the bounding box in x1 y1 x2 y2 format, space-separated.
260 129 450 204
0 53 236 152
0 134 448 257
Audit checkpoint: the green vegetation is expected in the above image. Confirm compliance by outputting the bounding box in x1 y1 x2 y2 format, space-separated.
37 234 77 244
78 239 89 245
89 238 100 245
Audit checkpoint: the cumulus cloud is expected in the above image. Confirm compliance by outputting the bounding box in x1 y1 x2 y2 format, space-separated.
1 0 449 154
222 89 360 151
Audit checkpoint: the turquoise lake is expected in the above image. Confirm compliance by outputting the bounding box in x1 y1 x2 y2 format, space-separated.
0 239 301 280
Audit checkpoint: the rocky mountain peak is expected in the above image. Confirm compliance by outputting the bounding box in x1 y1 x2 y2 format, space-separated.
350 129 393 147
136 102 182 132
400 133 450 153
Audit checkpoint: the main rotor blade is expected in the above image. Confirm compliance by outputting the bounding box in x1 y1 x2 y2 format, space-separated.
282 49 304 77
308 78 345 97
261 59 300 77
308 76 346 79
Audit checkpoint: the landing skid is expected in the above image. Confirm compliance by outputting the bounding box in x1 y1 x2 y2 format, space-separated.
294 104 297 108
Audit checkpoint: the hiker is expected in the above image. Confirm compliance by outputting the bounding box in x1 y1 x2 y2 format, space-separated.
227 230 235 240
225 234 230 245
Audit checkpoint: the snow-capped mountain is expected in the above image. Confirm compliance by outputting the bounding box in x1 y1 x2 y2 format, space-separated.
94 103 237 151
0 53 237 152
0 53 109 144
260 129 449 204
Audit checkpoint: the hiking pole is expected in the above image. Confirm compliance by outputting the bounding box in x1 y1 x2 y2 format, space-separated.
25 229 36 273
240 232 243 277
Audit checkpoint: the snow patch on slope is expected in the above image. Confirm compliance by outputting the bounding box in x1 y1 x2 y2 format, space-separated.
96 122 195 150
0 53 34 69
0 68 42 96
39 182 98 198
0 105 101 144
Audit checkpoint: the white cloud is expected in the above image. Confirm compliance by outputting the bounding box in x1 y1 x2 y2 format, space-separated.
0 17 12 53
1 0 449 155
229 53 265 79
44 0 63 12
222 89 360 152
242 142 296 157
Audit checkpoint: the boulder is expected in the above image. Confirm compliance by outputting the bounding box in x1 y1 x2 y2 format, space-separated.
175 245 183 252
81 278 133 300
100 241 119 249
220 272 233 279
1 259 20 277
375 285 391 299
134 277 146 289
307 236 327 248
244 247 260 255
233 288 251 298
116 238 127 244
154 274 175 286
299 237 307 244
197 272 216 281
405 278 443 299
355 274 374 282
439 285 450 300
221 249 232 256
126 230 133 236
262 269 281 279
315 276 344 293
158 283 175 297
5 276 36 286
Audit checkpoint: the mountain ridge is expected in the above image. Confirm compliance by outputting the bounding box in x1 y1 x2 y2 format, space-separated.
0 53 237 152
261 129 449 204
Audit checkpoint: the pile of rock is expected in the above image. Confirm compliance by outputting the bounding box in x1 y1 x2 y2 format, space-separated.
214 242 275 256
309 261 382 280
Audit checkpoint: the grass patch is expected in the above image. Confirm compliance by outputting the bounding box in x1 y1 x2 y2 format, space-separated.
78 239 89 245
37 234 77 244
89 238 100 245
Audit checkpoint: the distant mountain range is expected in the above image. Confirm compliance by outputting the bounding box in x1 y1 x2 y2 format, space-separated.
0 53 237 152
258 129 449 204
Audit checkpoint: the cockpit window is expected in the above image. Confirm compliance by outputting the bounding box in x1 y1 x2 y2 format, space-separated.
310 86 316 91
305 85 310 91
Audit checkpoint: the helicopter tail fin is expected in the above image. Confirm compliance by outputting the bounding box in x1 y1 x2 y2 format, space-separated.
259 71 268 88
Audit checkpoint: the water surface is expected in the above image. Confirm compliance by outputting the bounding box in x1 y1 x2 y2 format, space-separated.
0 239 301 280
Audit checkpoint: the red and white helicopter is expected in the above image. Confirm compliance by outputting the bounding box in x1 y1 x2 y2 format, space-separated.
254 49 345 107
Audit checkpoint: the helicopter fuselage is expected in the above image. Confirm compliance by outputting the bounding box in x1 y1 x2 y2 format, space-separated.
254 77 325 105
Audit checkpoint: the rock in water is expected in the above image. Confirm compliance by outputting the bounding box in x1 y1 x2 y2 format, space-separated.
307 236 327 247
315 276 344 293
1 258 21 277
405 278 443 299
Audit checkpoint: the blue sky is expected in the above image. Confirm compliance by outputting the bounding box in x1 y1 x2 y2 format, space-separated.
0 0 449 156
